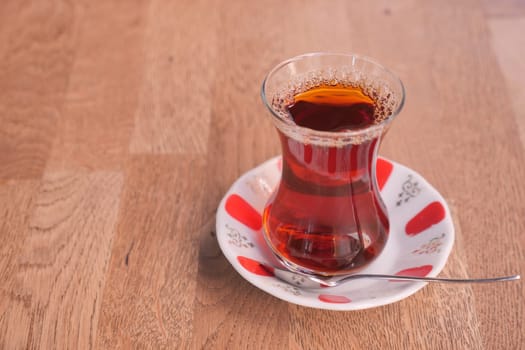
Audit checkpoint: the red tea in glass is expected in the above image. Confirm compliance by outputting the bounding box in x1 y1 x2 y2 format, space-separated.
261 53 404 276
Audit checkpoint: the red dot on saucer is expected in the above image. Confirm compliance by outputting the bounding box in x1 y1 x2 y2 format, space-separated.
225 194 262 231
318 294 351 304
405 201 446 236
376 158 393 191
237 256 274 276
395 265 433 277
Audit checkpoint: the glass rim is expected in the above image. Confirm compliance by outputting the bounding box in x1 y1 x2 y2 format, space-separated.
261 52 406 142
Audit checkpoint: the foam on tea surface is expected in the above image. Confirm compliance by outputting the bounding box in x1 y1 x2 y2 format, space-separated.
268 70 398 146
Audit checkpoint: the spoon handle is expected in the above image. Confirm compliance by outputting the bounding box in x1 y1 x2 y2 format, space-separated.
313 274 521 287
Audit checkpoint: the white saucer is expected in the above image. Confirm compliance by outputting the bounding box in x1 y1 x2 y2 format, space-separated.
216 156 454 310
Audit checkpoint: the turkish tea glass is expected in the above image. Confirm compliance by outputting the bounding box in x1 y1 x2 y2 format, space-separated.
261 53 405 276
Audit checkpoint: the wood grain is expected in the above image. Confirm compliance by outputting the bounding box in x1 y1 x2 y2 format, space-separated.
129 0 217 155
96 156 208 348
488 17 525 147
1 172 123 349
0 0 75 180
46 1 146 172
0 0 523 349
482 0 525 16
0 181 39 350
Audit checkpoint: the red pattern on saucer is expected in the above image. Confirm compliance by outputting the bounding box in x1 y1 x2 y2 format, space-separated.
225 194 262 231
237 256 274 277
405 201 446 236
395 265 433 277
376 158 393 190
318 294 352 304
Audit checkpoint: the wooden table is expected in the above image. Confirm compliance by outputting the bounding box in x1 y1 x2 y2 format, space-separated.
1 0 524 349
